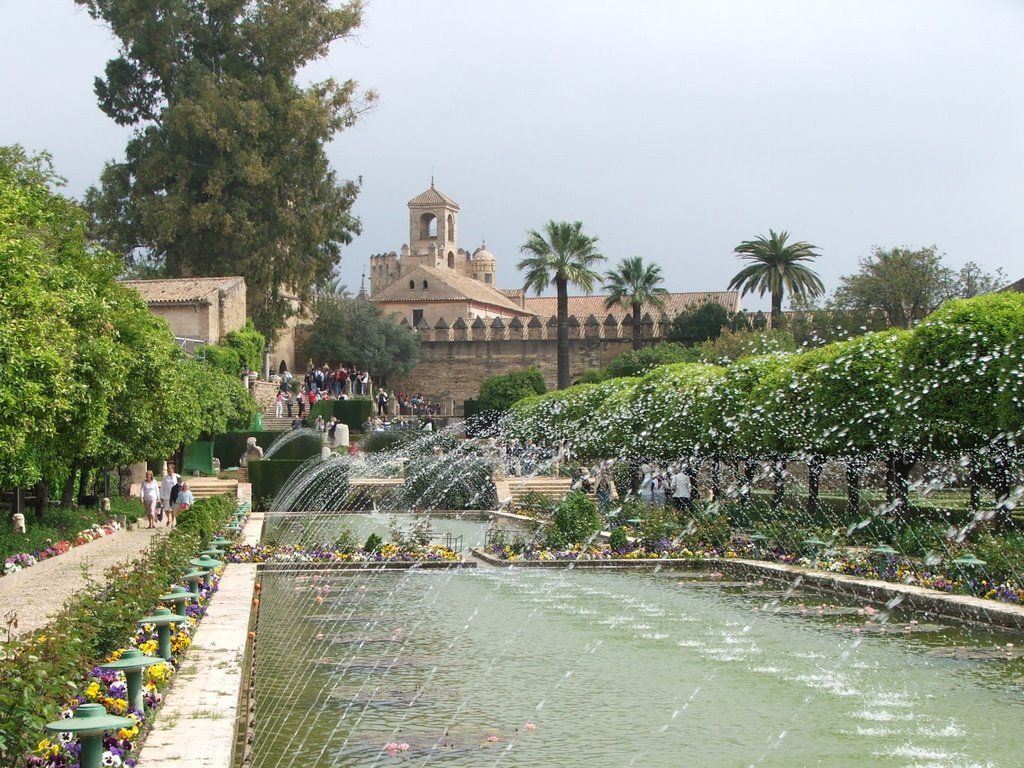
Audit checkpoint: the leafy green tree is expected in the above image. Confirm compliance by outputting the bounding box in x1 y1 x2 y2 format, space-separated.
728 230 825 329
477 369 546 413
76 0 371 339
519 220 605 389
666 301 730 346
605 343 701 378
832 247 1005 329
303 297 420 380
602 256 668 349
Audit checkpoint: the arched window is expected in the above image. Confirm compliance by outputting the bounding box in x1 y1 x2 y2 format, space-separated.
422 280 429 289
447 251 455 269
446 213 455 242
409 279 415 289
419 212 437 240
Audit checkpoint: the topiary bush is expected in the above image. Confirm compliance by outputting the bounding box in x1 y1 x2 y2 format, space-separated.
609 525 630 551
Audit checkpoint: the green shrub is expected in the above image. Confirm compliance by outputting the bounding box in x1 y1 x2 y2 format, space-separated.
363 533 383 552
223 320 265 372
547 491 601 548
266 431 323 461
609 525 630 551
199 343 242 376
398 452 496 511
477 368 546 412
213 431 283 468
360 429 421 453
606 343 700 378
175 493 234 542
636 502 682 551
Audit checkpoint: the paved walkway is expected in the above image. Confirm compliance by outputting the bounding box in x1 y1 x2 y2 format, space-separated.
0 525 171 638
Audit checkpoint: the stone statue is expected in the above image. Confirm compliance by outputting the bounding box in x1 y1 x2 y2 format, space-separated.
240 436 264 467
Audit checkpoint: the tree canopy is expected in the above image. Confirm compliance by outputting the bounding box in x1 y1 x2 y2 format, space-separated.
76 0 372 339
519 220 605 390
303 297 420 380
0 145 254 498
832 246 1006 329
477 368 547 413
602 256 668 350
666 301 730 346
728 230 824 329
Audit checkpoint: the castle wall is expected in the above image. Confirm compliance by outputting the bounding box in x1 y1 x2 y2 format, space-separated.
386 314 666 406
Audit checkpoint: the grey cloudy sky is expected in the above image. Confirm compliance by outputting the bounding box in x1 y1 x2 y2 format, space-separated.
2 0 1022 310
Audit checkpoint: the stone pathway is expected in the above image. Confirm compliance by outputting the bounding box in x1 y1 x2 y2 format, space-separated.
0 525 170 639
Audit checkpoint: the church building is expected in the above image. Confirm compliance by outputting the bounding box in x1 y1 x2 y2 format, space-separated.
368 183 533 328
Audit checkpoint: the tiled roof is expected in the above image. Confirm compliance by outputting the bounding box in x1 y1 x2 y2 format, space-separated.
999 277 1024 293
522 291 742 318
408 185 459 209
370 265 529 314
120 276 245 304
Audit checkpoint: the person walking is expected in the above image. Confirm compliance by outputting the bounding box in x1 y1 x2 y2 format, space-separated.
160 462 180 525
671 464 693 512
140 470 160 529
170 481 194 528
274 390 284 418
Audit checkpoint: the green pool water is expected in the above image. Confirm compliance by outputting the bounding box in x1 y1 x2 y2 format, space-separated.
248 565 1024 767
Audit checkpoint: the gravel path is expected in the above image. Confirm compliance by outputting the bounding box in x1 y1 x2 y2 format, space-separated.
0 526 171 639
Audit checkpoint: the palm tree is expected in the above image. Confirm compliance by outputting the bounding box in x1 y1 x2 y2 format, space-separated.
519 220 605 389
728 230 824 329
603 256 669 350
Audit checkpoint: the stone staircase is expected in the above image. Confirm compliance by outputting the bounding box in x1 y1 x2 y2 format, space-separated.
182 476 239 499
499 474 615 512
261 414 296 432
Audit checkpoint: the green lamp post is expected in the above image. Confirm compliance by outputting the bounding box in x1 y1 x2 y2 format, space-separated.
158 585 193 618
210 536 233 549
45 704 134 768
801 538 829 557
952 553 987 591
190 554 223 591
98 649 163 711
181 568 208 603
137 607 181 660
225 521 242 534
199 547 224 559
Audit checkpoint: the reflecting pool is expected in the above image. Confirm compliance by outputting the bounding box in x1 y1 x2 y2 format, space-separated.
249 560 1024 767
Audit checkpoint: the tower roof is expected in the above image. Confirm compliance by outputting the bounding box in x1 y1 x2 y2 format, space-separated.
408 182 459 209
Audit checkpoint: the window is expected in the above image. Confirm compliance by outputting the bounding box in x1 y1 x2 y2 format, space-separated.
409 279 415 289
422 280 428 289
412 309 424 326
484 273 492 284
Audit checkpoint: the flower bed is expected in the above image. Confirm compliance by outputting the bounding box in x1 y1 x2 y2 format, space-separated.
26 575 218 768
482 539 1024 604
226 542 461 564
3 521 121 577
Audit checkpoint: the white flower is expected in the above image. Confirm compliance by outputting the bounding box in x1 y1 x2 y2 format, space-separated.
101 750 122 766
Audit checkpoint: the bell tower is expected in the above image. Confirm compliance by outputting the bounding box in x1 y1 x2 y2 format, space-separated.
408 180 461 270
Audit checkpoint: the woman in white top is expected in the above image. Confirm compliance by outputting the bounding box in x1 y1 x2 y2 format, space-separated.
160 463 180 524
140 470 160 528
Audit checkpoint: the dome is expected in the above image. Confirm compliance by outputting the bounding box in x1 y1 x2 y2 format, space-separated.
473 241 496 264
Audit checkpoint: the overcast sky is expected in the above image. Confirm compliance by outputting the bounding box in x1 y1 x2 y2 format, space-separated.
2 0 1022 310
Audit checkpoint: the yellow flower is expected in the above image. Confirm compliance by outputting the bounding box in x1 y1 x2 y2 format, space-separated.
138 639 158 655
35 739 52 754
85 682 101 700
36 634 47 643
105 649 124 662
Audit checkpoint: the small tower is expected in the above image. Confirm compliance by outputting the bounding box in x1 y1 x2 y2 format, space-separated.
408 179 460 270
472 241 497 285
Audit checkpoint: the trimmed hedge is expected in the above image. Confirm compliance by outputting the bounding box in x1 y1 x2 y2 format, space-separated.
265 431 323 461
249 459 306 509
309 398 372 431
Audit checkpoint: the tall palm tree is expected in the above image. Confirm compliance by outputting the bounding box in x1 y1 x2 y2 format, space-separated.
519 220 605 389
728 230 824 329
603 256 669 350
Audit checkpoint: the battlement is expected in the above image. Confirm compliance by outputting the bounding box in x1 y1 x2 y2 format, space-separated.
399 312 670 343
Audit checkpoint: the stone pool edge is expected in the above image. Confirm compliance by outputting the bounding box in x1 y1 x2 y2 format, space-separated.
470 549 1024 631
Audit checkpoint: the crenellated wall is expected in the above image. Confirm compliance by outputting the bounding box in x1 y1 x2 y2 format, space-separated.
387 312 671 407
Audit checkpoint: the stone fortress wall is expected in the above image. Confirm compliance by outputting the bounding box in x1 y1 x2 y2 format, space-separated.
387 312 670 407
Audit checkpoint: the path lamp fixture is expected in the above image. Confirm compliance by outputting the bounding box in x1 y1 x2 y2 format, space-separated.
98 649 163 711
137 606 181 660
190 554 224 591
181 568 208 603
951 553 988 592
158 585 193 618
210 536 233 549
45 704 135 768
